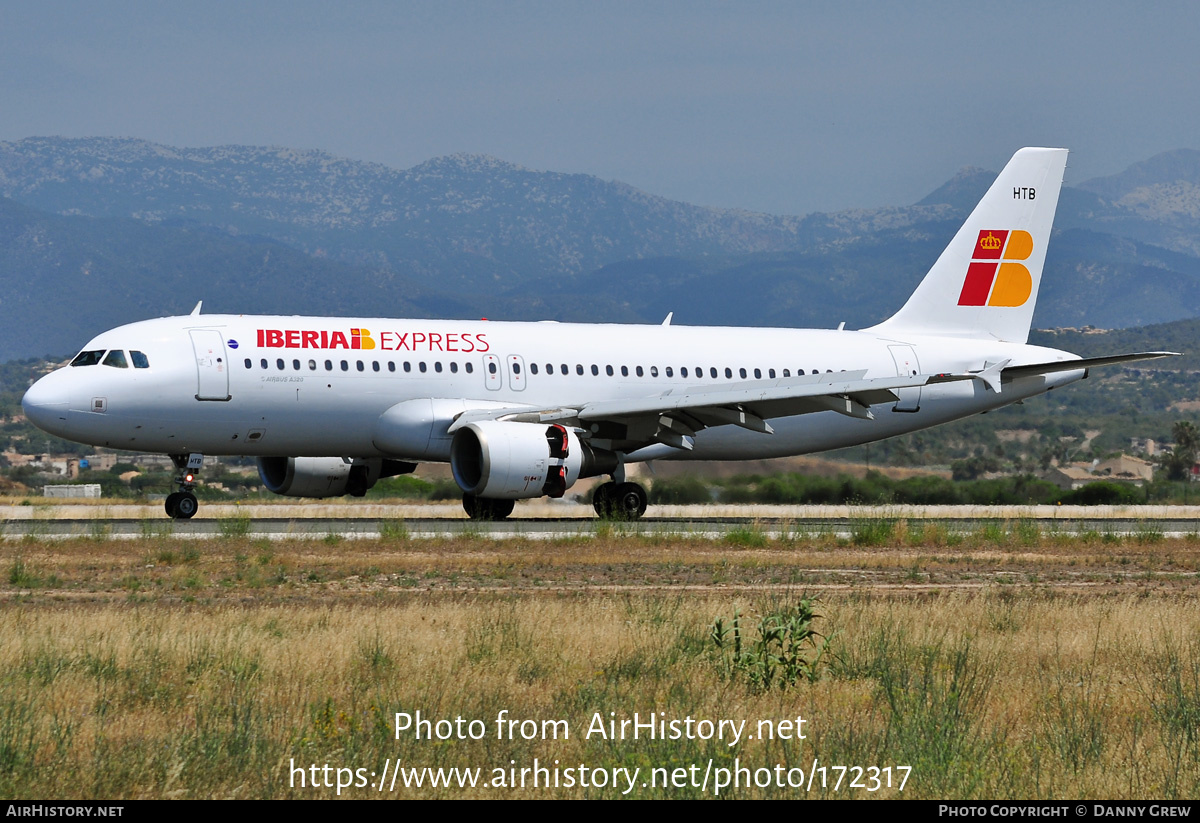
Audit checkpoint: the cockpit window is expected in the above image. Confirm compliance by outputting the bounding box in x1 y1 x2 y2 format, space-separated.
71 350 105 367
102 350 129 369
131 351 149 369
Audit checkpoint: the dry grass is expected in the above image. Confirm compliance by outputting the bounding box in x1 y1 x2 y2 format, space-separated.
1 529 1200 798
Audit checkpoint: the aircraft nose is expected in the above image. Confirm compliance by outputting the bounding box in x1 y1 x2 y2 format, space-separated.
22 375 71 433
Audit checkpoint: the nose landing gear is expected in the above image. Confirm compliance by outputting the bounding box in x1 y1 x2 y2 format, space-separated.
166 453 203 519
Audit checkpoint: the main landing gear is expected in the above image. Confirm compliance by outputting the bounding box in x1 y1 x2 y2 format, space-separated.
165 453 203 519
462 494 515 521
592 481 648 520
460 480 650 522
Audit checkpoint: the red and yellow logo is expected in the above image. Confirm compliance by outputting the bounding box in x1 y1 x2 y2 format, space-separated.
957 230 1034 307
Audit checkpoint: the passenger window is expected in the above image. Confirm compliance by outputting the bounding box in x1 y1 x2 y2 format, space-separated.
102 350 128 368
435 362 443 373
636 366 644 377
450 362 458 373
768 369 775 378
404 362 411 373
512 362 520 374
710 367 718 379
576 365 584 375
681 367 688 378
293 359 301 370
605 365 613 376
262 359 269 370
530 363 538 375
244 358 252 369
783 369 790 377
277 359 286 371
488 362 497 374
739 368 747 378
388 362 396 372
725 368 733 378
356 361 364 372
621 366 628 377
420 362 427 373
131 351 150 369
309 360 317 371
340 360 349 371
465 362 474 374
372 361 380 372
650 366 658 377
665 367 673 377
754 368 761 379
70 350 105 367
591 365 599 376
560 364 568 374
325 360 333 371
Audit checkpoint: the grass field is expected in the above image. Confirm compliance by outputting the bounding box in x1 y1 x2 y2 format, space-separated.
2 522 1199 799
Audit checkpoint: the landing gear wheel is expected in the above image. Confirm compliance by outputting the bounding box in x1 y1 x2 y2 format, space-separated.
592 482 617 518
175 492 198 520
593 481 647 520
165 491 199 520
462 495 515 521
613 482 648 520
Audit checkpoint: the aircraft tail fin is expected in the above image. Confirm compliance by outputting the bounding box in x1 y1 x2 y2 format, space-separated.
867 147 1068 344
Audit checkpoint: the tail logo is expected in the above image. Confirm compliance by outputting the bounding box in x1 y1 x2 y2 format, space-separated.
957 230 1034 307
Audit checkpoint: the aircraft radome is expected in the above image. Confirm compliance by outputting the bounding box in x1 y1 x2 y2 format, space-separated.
21 148 1177 520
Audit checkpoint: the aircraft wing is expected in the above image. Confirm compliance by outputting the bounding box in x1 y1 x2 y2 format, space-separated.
447 352 1179 452
448 369 976 451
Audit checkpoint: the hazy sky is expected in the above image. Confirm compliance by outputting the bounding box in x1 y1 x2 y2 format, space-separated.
3 1 1198 214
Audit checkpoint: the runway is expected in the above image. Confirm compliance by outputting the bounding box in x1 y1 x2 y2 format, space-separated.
3 502 1199 539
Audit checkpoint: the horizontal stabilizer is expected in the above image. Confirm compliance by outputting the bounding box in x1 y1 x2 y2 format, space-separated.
1004 351 1180 379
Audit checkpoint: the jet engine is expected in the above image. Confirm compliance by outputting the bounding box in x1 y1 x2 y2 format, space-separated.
450 421 617 499
257 456 416 498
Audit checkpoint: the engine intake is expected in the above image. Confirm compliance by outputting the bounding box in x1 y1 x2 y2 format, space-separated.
451 421 617 499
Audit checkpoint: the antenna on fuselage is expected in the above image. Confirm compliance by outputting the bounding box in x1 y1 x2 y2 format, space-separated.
661 312 673 326
191 301 203 316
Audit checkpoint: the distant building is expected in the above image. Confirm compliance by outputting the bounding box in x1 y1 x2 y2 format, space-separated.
1041 466 1096 491
1042 454 1153 490
1129 438 1158 457
1093 455 1154 484
83 453 118 470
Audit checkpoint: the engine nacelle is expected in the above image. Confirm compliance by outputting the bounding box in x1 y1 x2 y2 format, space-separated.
451 421 617 500
257 456 416 498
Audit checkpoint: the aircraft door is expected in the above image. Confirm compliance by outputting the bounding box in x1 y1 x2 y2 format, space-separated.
483 354 502 391
190 329 231 401
507 355 527 391
888 344 921 412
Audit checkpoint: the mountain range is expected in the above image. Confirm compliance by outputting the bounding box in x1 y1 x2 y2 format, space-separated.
2 137 1200 361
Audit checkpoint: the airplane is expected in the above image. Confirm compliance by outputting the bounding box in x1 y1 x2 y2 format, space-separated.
20 147 1177 520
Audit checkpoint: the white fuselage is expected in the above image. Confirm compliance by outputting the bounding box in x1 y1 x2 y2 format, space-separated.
22 314 1085 463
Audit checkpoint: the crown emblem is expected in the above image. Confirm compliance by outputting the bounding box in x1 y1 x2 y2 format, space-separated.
979 232 1002 251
